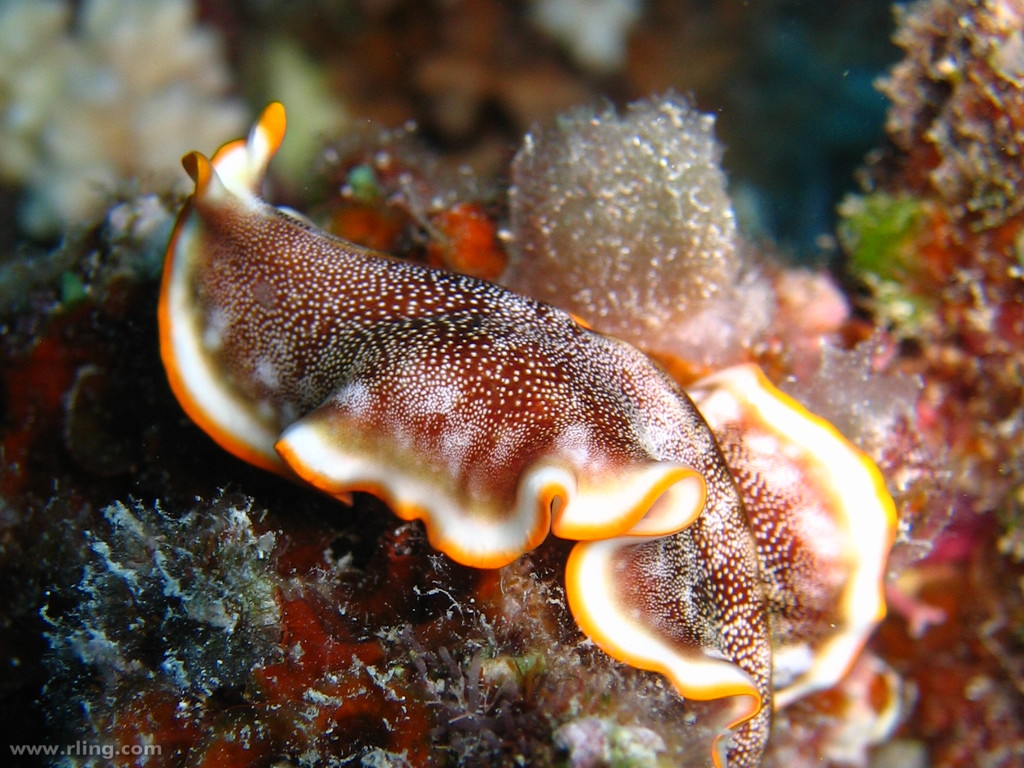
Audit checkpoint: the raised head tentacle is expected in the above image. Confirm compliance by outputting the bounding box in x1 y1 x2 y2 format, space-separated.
207 101 286 199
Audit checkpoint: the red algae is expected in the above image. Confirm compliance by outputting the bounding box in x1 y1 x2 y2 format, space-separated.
426 202 507 280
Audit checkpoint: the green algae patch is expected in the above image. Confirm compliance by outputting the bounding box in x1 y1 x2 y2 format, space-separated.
838 192 935 332
839 192 929 283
